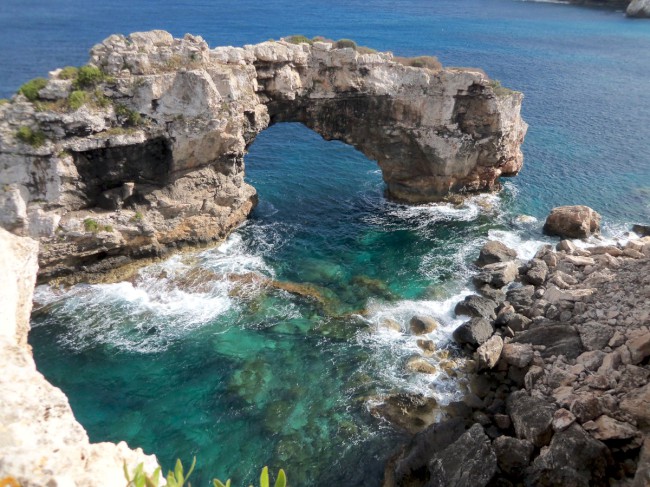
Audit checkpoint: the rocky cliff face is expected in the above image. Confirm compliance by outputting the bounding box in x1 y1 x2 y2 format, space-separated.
0 228 161 486
627 0 650 17
0 30 526 282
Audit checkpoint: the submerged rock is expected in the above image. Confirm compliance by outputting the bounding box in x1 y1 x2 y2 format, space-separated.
410 315 439 335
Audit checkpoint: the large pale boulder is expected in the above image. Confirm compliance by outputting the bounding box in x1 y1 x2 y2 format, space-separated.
543 205 601 239
627 0 650 18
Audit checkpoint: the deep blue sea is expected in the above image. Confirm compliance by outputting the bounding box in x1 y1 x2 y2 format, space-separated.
1 0 649 485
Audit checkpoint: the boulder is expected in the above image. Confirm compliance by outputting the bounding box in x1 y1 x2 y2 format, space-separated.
475 241 517 267
454 295 497 321
627 0 650 18
500 342 534 368
507 390 555 447
512 323 583 359
505 285 535 310
452 318 493 347
426 424 497 487
627 334 650 364
477 335 503 369
552 408 576 432
632 223 650 237
543 205 601 239
409 315 439 335
416 339 436 354
620 383 650 430
473 261 518 288
583 415 640 442
406 357 437 374
492 436 534 475
527 424 609 486
524 258 548 286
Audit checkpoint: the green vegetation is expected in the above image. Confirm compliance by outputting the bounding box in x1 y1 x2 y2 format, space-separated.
335 38 357 49
74 65 106 89
124 459 286 487
15 126 46 147
489 79 517 97
83 218 113 233
58 66 79 80
131 211 144 222
18 77 48 101
115 103 143 126
285 35 312 45
68 90 88 110
394 55 442 71
356 46 377 55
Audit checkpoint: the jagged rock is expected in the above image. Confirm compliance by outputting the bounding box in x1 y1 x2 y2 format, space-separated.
453 318 493 347
577 321 614 351
410 315 439 335
632 224 650 237
492 436 534 475
633 437 650 487
477 284 506 303
627 0 650 17
504 313 531 332
370 393 439 434
627 334 650 364
507 390 555 447
543 205 601 239
0 31 527 282
527 424 609 486
512 323 583 359
553 408 576 432
426 424 497 487
620 384 650 430
576 350 606 371
473 261 518 288
454 295 497 321
583 415 641 442
506 285 535 310
477 335 503 369
524 258 548 286
476 241 517 267
393 418 467 485
500 342 534 368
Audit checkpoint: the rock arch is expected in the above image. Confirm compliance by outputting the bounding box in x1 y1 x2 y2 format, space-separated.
0 31 526 281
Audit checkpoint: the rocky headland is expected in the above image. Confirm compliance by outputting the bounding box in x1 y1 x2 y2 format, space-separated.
0 30 526 284
0 228 162 486
383 206 650 487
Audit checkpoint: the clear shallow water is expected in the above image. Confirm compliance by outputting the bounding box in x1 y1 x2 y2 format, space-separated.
2 0 648 484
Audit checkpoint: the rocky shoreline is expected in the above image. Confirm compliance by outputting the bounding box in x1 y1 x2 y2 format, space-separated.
383 207 650 486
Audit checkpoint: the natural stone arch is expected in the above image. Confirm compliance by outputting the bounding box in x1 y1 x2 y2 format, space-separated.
0 31 526 281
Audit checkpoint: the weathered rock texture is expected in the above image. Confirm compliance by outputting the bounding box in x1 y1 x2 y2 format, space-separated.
0 228 161 486
0 30 526 282
385 228 650 486
627 0 650 17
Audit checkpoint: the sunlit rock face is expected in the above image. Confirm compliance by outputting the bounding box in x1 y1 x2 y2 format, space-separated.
0 31 526 281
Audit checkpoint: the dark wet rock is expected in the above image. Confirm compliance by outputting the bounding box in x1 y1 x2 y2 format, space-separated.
512 323 583 359
453 318 493 347
426 424 497 487
543 205 601 239
507 390 555 447
371 393 439 434
527 424 609 487
476 241 517 267
504 313 531 332
505 285 535 311
477 284 506 303
493 436 534 476
410 315 439 335
393 418 467 485
474 261 518 289
524 258 548 286
632 224 650 237
454 295 497 321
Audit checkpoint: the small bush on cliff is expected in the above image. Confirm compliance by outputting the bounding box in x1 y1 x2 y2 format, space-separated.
58 66 79 80
68 90 88 110
335 38 357 49
285 35 312 45
74 65 105 89
18 77 48 101
115 103 143 126
394 55 442 71
15 126 46 147
489 79 516 97
83 218 113 233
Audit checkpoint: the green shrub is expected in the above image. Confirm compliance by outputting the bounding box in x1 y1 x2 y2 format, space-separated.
59 66 79 80
394 55 442 71
115 103 143 126
75 65 105 89
92 89 111 108
68 90 88 110
15 126 46 147
489 79 516 97
356 46 377 55
285 35 312 45
83 218 99 232
214 466 286 487
335 38 357 49
131 211 144 222
18 77 48 101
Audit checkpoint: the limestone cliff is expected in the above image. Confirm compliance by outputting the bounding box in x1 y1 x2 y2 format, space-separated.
0 31 526 282
0 228 161 486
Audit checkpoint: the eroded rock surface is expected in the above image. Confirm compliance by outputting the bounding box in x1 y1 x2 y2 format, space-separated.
0 31 526 282
0 228 161 486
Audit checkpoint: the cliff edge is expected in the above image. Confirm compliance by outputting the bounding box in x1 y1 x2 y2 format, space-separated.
0 31 526 283
0 228 161 486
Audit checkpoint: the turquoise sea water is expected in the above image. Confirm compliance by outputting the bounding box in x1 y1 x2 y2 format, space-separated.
1 0 649 485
